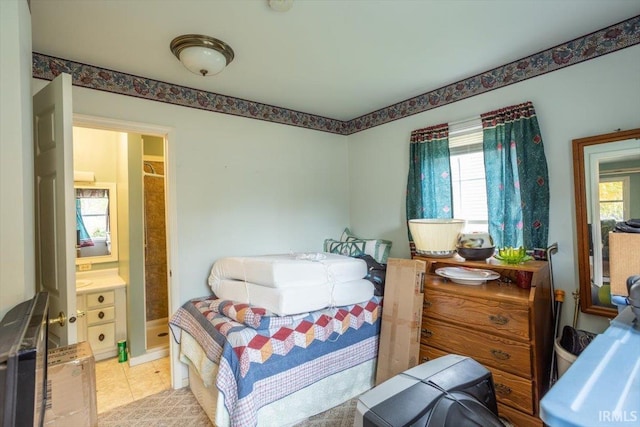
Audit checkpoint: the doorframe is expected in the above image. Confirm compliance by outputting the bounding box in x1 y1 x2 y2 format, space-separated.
73 114 183 387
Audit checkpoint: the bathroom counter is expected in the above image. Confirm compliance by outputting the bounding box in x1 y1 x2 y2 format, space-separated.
76 268 126 293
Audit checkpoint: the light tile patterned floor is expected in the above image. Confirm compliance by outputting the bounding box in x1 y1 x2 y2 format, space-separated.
96 356 171 414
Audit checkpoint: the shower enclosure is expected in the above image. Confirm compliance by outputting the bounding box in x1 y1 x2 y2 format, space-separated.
142 138 169 353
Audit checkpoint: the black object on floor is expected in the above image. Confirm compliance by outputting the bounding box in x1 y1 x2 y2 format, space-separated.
357 355 504 427
559 325 597 357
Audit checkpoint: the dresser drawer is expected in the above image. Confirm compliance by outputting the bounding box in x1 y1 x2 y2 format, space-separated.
490 365 535 415
86 290 115 308
420 345 535 414
498 403 543 427
423 289 530 340
419 343 449 364
88 323 115 352
87 306 115 324
421 318 532 377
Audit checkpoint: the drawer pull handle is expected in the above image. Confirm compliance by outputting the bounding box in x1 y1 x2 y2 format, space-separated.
98 311 105 319
421 329 433 338
99 333 105 341
489 314 508 325
495 383 512 395
98 295 105 303
490 349 511 360
424 300 432 308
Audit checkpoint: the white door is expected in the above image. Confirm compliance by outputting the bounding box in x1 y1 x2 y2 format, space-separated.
33 73 77 346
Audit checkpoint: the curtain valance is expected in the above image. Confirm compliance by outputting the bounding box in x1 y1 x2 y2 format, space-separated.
410 123 449 143
481 101 537 128
76 188 108 198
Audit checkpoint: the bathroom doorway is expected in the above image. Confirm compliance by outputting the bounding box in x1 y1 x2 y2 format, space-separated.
72 123 174 412
72 114 181 389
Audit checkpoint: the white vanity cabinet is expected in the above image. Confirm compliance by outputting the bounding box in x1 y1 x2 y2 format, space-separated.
76 274 127 361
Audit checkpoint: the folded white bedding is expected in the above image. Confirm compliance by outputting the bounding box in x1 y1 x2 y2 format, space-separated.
208 253 367 289
210 278 374 316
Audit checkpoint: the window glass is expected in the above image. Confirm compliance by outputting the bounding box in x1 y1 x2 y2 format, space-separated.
79 196 109 239
599 178 626 221
449 120 487 232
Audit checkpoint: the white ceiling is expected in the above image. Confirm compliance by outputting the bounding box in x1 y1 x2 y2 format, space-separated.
30 0 640 121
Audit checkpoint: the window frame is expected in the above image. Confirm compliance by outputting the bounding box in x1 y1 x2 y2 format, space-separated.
598 175 630 221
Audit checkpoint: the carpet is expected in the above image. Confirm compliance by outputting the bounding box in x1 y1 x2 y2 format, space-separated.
98 388 515 426
98 387 356 427
98 388 212 426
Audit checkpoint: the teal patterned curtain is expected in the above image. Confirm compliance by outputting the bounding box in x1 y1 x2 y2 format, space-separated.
406 123 452 255
481 101 549 249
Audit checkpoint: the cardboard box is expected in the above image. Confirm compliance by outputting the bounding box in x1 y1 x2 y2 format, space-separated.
44 341 97 427
609 233 640 297
375 258 426 385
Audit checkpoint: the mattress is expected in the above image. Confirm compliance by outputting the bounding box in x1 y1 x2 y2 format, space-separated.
208 252 367 289
211 278 374 316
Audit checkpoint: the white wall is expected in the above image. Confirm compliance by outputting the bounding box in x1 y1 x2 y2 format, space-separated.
73 127 121 182
0 0 34 318
347 45 640 333
30 80 352 307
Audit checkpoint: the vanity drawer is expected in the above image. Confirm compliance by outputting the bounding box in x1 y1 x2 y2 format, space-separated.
420 345 535 414
88 323 115 352
423 289 530 340
86 290 115 308
421 318 532 377
87 306 115 324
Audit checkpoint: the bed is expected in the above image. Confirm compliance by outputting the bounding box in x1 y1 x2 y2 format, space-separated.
169 253 382 427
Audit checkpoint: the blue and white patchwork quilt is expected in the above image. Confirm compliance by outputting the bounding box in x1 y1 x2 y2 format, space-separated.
169 296 381 427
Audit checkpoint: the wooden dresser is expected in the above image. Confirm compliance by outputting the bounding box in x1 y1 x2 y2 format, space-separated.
414 256 554 427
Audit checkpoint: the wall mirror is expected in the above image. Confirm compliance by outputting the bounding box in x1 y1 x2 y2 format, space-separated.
75 182 118 264
573 128 640 317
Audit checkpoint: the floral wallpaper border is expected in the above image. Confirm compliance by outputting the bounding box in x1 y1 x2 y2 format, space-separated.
33 15 639 136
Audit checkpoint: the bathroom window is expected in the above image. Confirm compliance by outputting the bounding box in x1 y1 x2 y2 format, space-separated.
75 183 118 262
78 194 109 239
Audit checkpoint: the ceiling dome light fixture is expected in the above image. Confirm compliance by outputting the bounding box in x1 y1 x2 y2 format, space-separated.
170 34 234 77
268 0 294 12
